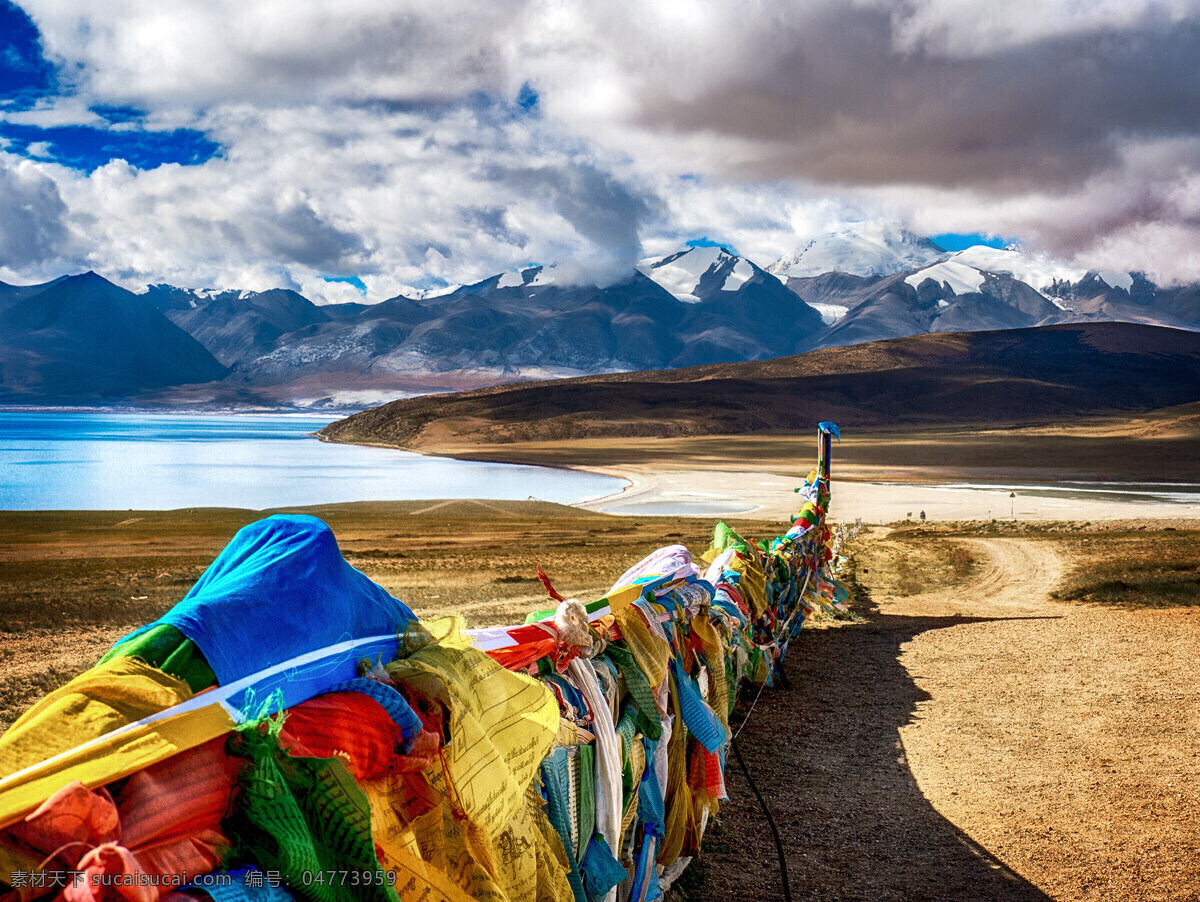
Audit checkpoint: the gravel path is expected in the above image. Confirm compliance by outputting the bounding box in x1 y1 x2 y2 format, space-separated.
689 537 1200 901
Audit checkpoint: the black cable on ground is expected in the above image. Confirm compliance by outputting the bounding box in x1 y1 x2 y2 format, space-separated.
730 732 793 902
774 661 791 691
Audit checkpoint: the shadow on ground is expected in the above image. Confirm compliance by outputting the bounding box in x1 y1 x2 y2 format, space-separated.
684 594 1057 901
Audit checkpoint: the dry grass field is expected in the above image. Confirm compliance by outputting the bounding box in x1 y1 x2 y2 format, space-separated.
3 507 1200 899
0 501 778 730
854 519 1200 607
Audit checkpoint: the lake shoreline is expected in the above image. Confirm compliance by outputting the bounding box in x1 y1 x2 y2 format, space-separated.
0 411 624 511
9 410 1199 519
316 429 1200 520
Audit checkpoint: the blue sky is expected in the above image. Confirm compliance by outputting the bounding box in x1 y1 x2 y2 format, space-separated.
0 122 220 171
0 0 52 106
685 236 739 254
2 0 1200 300
0 2 220 171
322 275 367 295
930 234 1011 252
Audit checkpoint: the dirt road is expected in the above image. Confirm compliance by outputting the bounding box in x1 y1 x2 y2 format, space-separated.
893 537 1064 616
691 536 1200 901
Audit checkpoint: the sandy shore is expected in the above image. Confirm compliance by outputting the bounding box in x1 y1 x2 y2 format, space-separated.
353 427 1200 522
571 463 1200 521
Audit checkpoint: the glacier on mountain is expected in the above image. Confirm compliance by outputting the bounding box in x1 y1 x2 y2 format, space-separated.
947 245 1087 300
768 221 946 279
639 246 737 302
905 261 986 295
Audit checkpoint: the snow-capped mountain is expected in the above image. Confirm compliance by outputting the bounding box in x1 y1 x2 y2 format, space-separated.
885 245 1196 330
784 236 1200 351
127 258 828 404
7 224 1200 407
906 244 1145 312
798 265 1062 350
639 245 824 327
639 245 759 302
943 245 1087 301
768 221 946 280
638 246 825 356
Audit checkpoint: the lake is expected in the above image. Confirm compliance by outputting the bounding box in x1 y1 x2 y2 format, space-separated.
0 411 626 510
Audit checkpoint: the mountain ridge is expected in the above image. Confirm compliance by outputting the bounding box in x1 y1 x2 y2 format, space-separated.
318 322 1200 450
0 273 227 403
4 230 1200 407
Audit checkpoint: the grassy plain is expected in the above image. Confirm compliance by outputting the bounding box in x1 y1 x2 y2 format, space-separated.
861 519 1200 606
3 506 1199 899
0 501 778 729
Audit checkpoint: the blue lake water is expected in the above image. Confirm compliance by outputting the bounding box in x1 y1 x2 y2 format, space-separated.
0 412 626 510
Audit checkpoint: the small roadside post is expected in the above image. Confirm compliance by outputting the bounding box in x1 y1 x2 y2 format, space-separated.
817 421 839 481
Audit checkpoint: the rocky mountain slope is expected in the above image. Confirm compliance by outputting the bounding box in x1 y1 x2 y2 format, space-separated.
145 285 333 367
148 258 827 404
785 245 1200 350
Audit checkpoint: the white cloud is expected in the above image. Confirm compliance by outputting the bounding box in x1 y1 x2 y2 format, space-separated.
11 100 660 300
3 0 1200 292
0 97 105 128
19 0 530 106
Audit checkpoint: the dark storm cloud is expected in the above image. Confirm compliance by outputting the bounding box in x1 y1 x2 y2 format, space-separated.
250 200 367 271
498 162 662 284
0 159 70 265
623 5 1200 192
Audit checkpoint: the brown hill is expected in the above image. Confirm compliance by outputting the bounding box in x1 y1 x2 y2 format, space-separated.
319 323 1200 450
